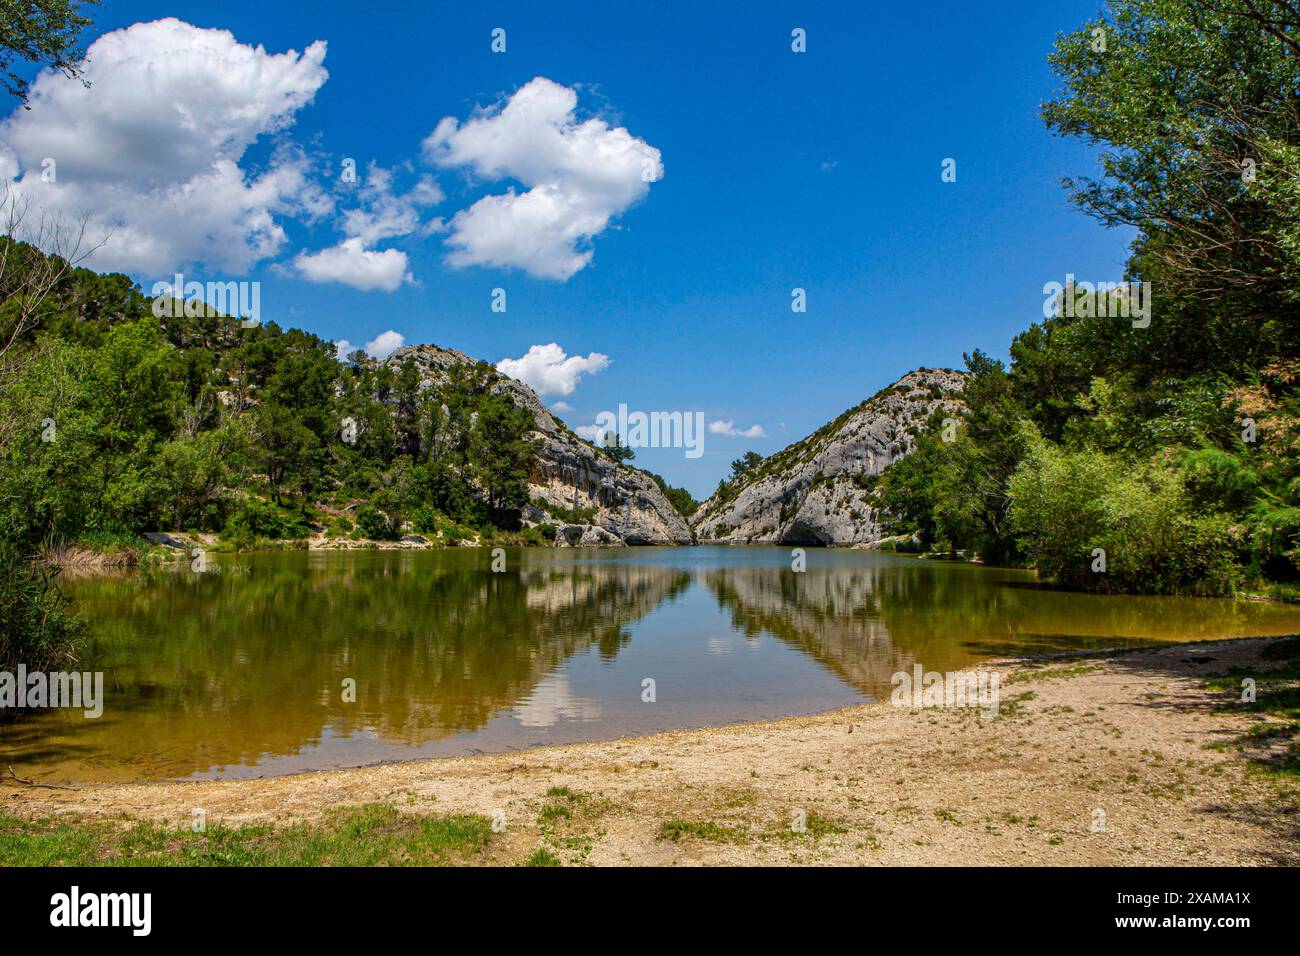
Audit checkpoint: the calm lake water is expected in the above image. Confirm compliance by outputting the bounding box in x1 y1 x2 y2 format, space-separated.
7 546 1300 784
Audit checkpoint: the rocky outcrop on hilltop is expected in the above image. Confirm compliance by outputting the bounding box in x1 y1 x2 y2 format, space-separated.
691 368 967 546
383 344 692 545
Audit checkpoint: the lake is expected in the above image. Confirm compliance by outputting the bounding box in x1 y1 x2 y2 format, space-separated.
7 546 1300 784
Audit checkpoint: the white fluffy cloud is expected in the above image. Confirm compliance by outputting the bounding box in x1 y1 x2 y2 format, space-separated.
425 77 662 279
551 401 574 413
496 343 609 397
708 420 767 439
333 330 405 361
574 424 606 442
364 330 405 359
294 238 411 291
0 18 329 275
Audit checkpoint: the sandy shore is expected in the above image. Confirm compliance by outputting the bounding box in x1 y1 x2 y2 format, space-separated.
5 638 1298 866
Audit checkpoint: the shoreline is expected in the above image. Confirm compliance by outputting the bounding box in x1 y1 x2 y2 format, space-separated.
5 636 1298 866
48 540 1300 608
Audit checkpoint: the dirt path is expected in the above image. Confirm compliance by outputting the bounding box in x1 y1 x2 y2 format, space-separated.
5 638 1298 865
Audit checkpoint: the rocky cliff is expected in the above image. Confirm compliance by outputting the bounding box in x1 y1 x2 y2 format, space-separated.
691 368 967 545
383 344 693 545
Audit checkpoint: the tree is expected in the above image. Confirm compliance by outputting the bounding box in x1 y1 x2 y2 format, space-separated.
469 393 535 516
649 472 700 518
730 451 763 480
602 432 635 462
1042 0 1300 373
0 0 97 105
0 191 100 364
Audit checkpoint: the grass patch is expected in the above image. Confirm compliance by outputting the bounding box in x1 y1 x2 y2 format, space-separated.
532 786 611 866
0 803 494 867
656 819 749 844
522 847 562 867
1006 662 1102 685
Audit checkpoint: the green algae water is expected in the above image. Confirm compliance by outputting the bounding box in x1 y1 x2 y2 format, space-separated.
6 547 1300 784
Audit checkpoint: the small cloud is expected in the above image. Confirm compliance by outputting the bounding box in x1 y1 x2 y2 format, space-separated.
552 400 574 413
497 342 610 397
708 419 767 439
365 330 405 360
294 238 412 292
339 162 442 244
820 159 839 171
334 339 354 361
574 423 607 442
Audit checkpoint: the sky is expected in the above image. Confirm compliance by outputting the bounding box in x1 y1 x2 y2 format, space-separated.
0 0 1134 498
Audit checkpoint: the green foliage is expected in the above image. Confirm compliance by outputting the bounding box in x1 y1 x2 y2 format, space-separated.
0 243 544 560
877 353 1027 564
601 433 635 462
730 451 763 480
469 392 536 521
1009 431 1241 596
0 0 97 104
649 472 700 518
1042 0 1300 363
0 546 86 697
533 498 599 526
0 803 494 866
353 505 398 541
223 497 310 545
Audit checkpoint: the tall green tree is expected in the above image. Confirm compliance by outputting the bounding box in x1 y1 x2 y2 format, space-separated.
469 393 535 517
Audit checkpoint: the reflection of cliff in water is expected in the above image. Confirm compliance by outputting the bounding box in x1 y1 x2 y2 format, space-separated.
8 552 690 782
703 556 1300 696
703 565 915 693
703 562 1123 693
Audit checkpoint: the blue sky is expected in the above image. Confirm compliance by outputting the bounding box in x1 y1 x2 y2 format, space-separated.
3 0 1132 497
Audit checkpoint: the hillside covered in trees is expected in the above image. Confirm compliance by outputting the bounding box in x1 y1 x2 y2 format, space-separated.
0 239 698 559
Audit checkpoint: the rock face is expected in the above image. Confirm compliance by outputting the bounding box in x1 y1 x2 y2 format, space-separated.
691 368 967 546
383 344 692 545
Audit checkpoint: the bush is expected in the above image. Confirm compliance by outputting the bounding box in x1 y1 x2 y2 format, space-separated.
1009 434 1241 596
519 525 548 546
353 505 398 541
434 515 478 545
409 504 439 534
0 548 86 715
223 497 309 543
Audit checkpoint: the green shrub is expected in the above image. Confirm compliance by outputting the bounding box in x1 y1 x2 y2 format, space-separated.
223 497 308 543
0 548 86 713
353 505 398 541
409 504 439 534
1009 433 1241 596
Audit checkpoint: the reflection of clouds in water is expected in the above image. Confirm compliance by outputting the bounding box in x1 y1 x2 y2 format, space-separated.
709 634 762 656
514 674 602 728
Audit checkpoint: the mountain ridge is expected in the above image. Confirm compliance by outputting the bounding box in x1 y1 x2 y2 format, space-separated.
691 367 968 545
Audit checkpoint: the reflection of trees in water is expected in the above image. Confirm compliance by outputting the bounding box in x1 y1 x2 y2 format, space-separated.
17 552 1299 784
16 553 689 781
704 559 1300 694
